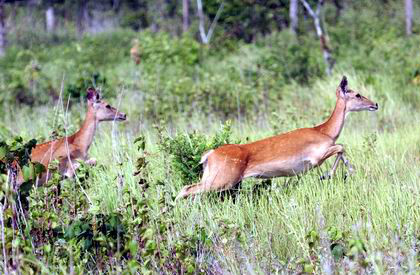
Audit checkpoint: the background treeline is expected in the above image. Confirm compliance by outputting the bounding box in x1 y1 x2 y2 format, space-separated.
0 0 418 123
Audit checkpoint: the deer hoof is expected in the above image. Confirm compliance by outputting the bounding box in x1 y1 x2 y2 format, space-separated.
86 158 97 166
320 172 332 181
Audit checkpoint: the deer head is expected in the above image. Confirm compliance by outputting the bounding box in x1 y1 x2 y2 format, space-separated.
87 88 127 122
336 76 378 112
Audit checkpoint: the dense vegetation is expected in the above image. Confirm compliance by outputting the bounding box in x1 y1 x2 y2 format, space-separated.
0 0 420 274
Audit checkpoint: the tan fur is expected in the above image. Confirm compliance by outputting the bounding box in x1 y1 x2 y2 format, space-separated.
130 39 140 65
176 76 378 200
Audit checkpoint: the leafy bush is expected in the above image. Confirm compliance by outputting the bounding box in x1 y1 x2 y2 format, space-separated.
139 31 203 70
203 0 289 42
0 30 135 106
120 10 149 31
158 121 236 184
0 50 55 105
0 137 44 185
65 66 112 101
0 135 213 274
256 32 325 84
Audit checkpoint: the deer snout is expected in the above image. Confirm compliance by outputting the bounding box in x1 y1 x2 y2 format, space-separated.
369 103 379 111
117 113 127 121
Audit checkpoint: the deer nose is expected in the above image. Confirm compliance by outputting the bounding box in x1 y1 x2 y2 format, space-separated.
118 113 127 121
369 103 379 111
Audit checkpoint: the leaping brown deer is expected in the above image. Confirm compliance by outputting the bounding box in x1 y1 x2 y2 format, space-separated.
176 76 378 199
17 88 126 185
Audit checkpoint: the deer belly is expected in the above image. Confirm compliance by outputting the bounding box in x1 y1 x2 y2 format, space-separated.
244 157 315 178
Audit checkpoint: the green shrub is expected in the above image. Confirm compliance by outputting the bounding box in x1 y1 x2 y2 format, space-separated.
158 121 236 184
256 32 325 84
0 50 55 105
65 66 112 101
139 31 203 70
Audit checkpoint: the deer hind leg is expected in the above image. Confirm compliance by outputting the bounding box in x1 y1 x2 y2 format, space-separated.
85 158 97 166
176 154 246 200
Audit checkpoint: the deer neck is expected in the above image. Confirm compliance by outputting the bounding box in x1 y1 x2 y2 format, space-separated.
314 98 347 141
72 106 98 154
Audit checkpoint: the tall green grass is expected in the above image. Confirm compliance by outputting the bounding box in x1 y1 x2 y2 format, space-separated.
2 71 420 273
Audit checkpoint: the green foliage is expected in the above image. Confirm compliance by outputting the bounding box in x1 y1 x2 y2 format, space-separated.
139 31 202 69
0 51 55 105
203 0 289 42
0 137 45 187
0 137 36 169
120 9 149 31
256 32 325 83
305 226 368 265
0 30 135 106
158 121 234 184
0 135 213 274
65 67 111 100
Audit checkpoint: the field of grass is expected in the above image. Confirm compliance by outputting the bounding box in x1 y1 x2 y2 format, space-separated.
1 2 420 274
3 72 420 274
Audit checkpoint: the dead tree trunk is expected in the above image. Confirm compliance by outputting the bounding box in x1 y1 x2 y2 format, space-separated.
300 0 334 76
290 0 298 34
76 1 88 38
0 1 6 57
196 0 224 44
405 0 413 36
46 6 55 33
332 0 342 23
183 0 189 32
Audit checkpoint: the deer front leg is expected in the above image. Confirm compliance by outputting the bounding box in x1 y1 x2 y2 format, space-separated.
340 154 354 175
62 159 81 179
320 144 346 180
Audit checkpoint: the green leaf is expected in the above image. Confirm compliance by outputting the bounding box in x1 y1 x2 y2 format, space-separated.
34 162 46 175
0 146 7 160
303 263 314 273
134 135 146 151
331 243 345 260
22 163 34 182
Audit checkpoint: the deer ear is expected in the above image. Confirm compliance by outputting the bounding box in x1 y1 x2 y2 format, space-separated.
87 87 97 101
339 76 348 94
95 92 101 101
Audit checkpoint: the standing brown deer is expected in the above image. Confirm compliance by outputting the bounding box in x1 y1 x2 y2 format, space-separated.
130 39 141 65
176 76 378 199
18 88 126 185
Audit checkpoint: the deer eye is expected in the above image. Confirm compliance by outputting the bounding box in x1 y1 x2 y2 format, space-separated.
356 94 362 99
106 104 111 109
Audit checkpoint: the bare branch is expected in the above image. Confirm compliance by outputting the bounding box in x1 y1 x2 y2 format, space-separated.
405 0 413 36
0 1 6 57
196 0 224 44
300 0 334 76
197 0 207 43
300 0 315 18
0 202 7 275
206 2 224 43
